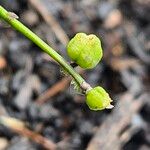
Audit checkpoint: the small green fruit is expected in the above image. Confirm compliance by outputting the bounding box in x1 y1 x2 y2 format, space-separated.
86 86 112 111
67 33 103 69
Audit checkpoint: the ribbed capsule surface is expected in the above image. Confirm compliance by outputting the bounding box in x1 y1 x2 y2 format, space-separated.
67 33 103 69
86 86 112 110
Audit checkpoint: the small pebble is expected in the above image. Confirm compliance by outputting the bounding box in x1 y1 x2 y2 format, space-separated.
0 138 8 150
0 56 7 69
21 10 39 26
104 9 122 29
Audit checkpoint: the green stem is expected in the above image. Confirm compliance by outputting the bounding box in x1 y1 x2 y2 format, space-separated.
0 5 85 86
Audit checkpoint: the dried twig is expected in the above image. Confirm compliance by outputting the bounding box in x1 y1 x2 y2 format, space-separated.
0 116 57 150
28 0 69 46
110 58 140 71
36 76 71 104
36 69 84 104
123 22 150 64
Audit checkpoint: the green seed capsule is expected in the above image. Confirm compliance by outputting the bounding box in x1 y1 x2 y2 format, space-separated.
67 33 103 69
86 86 112 111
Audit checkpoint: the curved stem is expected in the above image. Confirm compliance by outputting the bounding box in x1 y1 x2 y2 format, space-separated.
0 6 85 86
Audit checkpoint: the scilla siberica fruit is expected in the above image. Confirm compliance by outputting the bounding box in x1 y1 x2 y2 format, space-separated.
67 33 113 110
86 86 113 111
67 33 103 69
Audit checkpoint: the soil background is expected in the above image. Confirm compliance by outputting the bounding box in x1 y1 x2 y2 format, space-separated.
0 0 149 150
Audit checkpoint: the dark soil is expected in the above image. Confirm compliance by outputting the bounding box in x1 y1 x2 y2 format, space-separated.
0 0 149 150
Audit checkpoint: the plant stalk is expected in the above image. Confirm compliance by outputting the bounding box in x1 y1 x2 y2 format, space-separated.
0 5 86 87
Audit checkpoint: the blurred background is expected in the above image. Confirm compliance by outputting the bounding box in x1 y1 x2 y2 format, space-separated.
0 0 149 150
